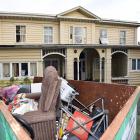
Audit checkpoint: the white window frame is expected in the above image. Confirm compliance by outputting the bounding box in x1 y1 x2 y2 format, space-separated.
69 26 86 44
16 25 26 43
120 31 126 45
44 26 53 44
131 58 140 71
1 62 37 79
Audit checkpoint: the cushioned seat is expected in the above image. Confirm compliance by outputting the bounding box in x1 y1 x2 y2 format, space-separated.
22 66 61 140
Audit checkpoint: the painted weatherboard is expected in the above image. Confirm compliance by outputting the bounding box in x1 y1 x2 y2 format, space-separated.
95 24 136 45
128 49 140 85
0 48 43 77
60 21 95 44
62 11 89 18
0 19 59 45
0 48 41 61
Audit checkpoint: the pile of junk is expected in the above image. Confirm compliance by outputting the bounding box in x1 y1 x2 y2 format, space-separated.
0 66 109 140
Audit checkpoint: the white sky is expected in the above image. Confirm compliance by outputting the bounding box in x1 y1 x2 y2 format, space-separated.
0 0 140 42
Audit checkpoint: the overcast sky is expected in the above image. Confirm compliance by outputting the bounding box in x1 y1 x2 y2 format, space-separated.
0 0 140 42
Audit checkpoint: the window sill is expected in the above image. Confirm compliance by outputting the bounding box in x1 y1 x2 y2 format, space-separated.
129 70 140 72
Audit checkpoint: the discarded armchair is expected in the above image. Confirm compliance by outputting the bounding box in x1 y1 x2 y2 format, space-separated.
22 66 61 140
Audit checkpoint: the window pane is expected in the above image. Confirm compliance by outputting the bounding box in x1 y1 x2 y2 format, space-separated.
44 27 53 43
75 36 82 44
75 27 82 35
137 59 140 70
12 63 19 77
100 29 107 38
132 59 136 70
21 63 28 76
16 25 26 42
3 63 10 77
120 31 126 45
20 26 26 35
70 26 73 39
30 63 37 76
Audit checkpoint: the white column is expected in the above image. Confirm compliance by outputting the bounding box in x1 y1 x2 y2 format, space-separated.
77 58 79 80
99 58 102 82
10 63 12 77
64 57 67 78
0 63 3 79
19 63 21 77
28 62 30 77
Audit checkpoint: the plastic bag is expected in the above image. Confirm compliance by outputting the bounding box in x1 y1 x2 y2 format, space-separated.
12 98 38 115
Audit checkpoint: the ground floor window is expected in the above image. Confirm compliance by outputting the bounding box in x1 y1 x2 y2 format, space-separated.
12 63 19 77
132 59 140 71
3 63 10 77
30 63 37 76
1 62 37 78
21 63 28 76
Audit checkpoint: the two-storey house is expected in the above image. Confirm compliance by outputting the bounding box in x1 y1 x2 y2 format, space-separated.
0 6 140 85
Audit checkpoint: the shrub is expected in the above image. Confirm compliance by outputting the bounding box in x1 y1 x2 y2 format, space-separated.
23 77 31 84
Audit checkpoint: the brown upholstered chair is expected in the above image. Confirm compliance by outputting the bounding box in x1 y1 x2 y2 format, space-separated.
22 66 61 140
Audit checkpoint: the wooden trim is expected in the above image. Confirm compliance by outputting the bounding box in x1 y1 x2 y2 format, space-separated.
0 101 31 140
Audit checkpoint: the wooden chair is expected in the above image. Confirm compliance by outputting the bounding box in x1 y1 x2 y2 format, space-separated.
22 66 61 140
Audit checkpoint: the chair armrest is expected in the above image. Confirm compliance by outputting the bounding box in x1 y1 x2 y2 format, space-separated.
22 110 55 124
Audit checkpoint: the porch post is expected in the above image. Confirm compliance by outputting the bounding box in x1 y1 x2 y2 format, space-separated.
10 63 12 77
100 58 102 82
64 57 67 79
77 58 79 80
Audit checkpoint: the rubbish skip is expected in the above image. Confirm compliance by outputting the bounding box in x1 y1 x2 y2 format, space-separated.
0 66 140 140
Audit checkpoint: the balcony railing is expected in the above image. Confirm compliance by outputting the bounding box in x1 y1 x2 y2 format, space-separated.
111 76 129 84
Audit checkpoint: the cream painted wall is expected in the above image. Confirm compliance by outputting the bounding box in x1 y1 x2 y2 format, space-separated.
0 18 137 46
60 21 95 44
0 48 43 77
128 49 140 85
63 11 88 18
0 19 59 45
95 24 136 45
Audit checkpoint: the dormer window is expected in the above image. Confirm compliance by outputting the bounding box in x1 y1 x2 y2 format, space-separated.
99 29 109 44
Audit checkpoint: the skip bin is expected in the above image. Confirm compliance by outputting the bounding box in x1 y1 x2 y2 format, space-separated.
68 80 140 140
0 101 31 140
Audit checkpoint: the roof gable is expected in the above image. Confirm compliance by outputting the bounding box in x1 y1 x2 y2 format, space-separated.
57 6 101 20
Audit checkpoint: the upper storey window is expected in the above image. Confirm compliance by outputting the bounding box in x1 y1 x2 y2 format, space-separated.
120 31 126 45
99 29 109 44
70 27 86 44
16 25 26 42
44 27 53 44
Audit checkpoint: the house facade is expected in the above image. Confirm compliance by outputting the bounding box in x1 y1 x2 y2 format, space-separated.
0 6 140 85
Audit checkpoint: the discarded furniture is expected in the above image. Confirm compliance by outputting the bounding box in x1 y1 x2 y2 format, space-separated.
22 66 61 140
